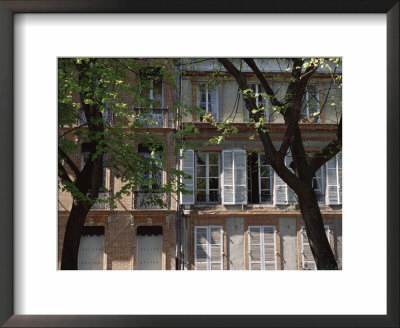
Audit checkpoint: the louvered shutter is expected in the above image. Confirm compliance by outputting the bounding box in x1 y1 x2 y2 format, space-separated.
263 226 277 270
248 226 262 270
274 171 287 204
233 150 247 204
301 225 330 270
180 149 195 204
210 226 223 270
195 227 208 270
326 154 342 205
222 150 234 204
274 152 296 204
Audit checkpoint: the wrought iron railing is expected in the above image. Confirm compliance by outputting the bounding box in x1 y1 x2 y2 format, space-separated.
91 191 110 210
131 107 172 128
134 191 168 209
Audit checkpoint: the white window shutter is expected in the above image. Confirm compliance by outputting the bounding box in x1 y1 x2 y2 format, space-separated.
209 226 223 270
274 171 287 204
194 226 208 270
222 150 234 204
180 149 195 204
263 226 277 270
248 226 262 270
233 150 247 205
326 153 342 205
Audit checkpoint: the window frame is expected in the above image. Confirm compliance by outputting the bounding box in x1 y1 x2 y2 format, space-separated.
194 225 223 270
248 225 277 270
249 83 270 122
257 153 274 204
197 82 218 122
195 152 220 204
301 83 321 123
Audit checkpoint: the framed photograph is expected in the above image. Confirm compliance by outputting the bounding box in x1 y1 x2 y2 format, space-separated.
1 1 398 327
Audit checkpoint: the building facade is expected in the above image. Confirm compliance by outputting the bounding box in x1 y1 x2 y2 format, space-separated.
58 58 342 270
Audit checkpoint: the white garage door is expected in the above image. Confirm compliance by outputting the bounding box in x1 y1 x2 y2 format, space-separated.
137 234 162 270
78 234 104 270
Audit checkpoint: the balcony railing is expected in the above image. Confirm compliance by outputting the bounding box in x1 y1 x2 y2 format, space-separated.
132 108 172 128
91 191 110 210
134 191 168 209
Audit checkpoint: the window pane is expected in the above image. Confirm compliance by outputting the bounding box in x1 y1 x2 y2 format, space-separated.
209 165 219 177
196 166 206 177
261 190 272 203
260 178 270 190
196 191 206 203
196 153 206 165
209 190 219 202
196 178 206 190
209 178 219 190
209 153 219 165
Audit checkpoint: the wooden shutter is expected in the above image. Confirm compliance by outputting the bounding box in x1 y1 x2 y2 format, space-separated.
180 149 195 204
234 150 247 205
248 226 262 270
194 226 208 270
209 226 223 270
263 226 277 270
301 225 330 270
274 152 296 204
195 226 222 270
326 153 342 205
222 150 234 204
223 150 247 205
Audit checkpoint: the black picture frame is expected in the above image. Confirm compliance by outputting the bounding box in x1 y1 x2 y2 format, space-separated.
0 1 398 327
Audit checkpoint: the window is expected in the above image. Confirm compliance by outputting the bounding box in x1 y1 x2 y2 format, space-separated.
301 225 330 270
198 83 218 122
222 150 247 205
247 152 273 204
137 144 163 208
313 166 325 204
274 152 297 205
194 226 223 270
300 83 320 123
81 142 107 190
248 226 277 270
249 83 270 122
326 153 342 205
139 68 163 108
195 153 220 203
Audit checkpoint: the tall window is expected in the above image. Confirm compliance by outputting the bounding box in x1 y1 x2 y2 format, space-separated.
198 83 218 122
313 166 325 204
300 83 320 122
249 83 270 122
137 144 163 208
139 68 163 108
195 153 220 203
194 226 223 270
247 152 273 204
326 153 342 205
248 226 277 270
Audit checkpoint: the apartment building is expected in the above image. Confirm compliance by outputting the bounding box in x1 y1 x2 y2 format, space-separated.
58 58 342 270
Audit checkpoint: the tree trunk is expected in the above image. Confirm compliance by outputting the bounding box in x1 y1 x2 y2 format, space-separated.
298 190 338 270
60 202 91 270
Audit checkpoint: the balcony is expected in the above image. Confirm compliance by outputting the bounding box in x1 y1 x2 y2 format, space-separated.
91 191 110 210
134 191 168 209
132 108 172 128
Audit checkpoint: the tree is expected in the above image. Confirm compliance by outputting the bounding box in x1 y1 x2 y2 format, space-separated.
202 58 342 269
58 58 187 269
